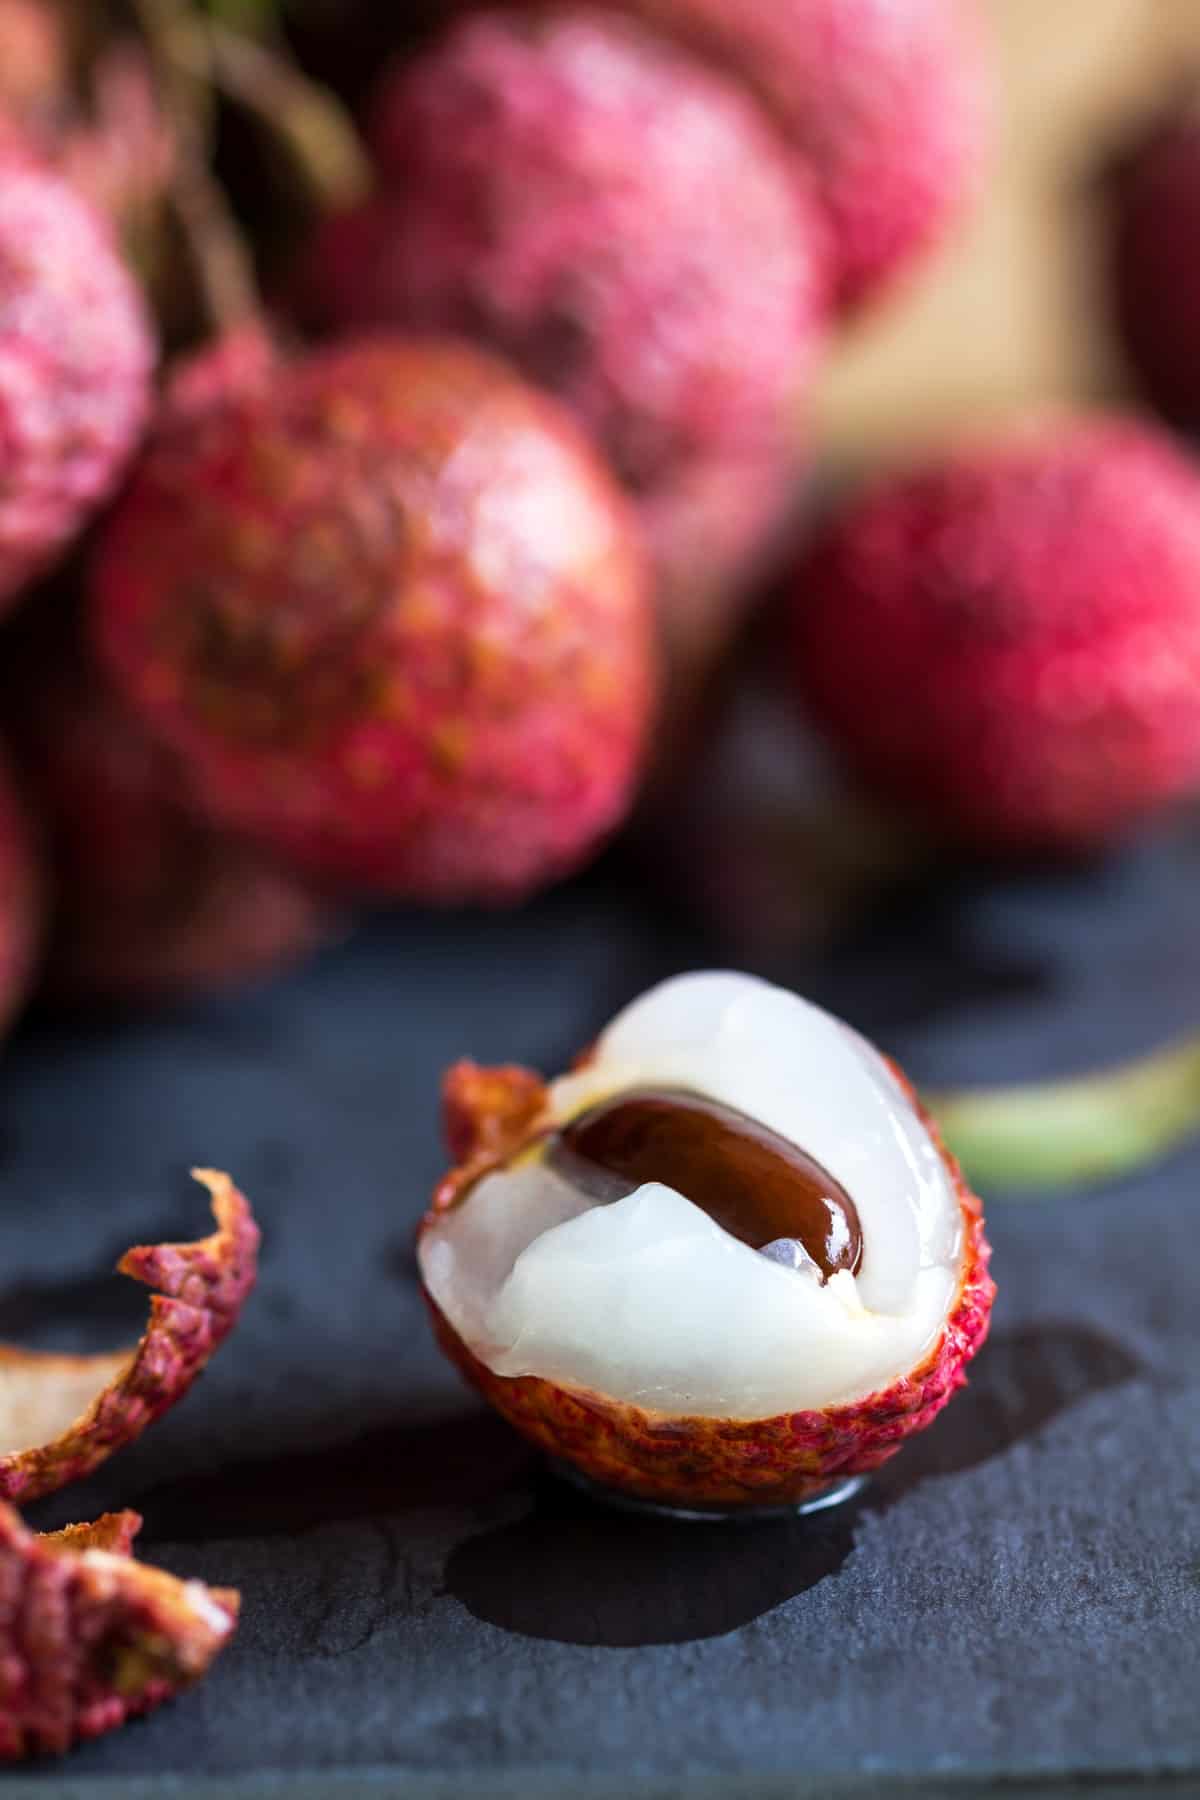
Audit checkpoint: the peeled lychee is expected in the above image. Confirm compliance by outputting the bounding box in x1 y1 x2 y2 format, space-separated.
1108 102 1200 426
493 0 989 314
420 970 993 1513
311 10 825 662
790 418 1200 855
0 159 153 611
91 335 655 902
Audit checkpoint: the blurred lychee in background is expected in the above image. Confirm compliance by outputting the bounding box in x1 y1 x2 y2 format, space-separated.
0 0 1199 1029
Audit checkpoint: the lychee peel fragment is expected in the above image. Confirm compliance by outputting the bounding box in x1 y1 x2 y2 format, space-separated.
0 1172 258 1504
0 1503 238 1761
424 1063 993 1509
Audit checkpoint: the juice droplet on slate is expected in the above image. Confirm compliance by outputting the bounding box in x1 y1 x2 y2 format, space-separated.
558 1088 862 1281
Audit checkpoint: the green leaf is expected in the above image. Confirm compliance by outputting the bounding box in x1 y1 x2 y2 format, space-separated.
925 1031 1200 1193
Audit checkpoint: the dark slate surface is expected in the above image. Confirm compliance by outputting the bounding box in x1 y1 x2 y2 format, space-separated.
5 826 1200 1795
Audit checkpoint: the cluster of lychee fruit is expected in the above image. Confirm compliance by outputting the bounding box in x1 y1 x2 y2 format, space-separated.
0 0 993 1031
2 0 1200 1038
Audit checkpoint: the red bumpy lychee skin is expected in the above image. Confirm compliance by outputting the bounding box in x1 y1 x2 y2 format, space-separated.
91 335 655 903
421 1060 993 1511
0 159 153 611
790 417 1200 855
312 10 826 660
1109 104 1200 426
491 0 989 314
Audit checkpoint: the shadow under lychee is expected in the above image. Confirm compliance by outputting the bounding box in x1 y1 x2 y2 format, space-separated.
441 1321 1144 1647
47 1321 1145 1648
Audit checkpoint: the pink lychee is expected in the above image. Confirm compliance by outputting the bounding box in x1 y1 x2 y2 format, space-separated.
789 417 1200 855
310 9 826 662
90 335 655 903
479 0 989 314
0 158 154 611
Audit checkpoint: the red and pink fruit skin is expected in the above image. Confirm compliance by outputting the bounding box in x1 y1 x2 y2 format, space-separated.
0 159 154 612
0 1173 259 1505
1109 107 1200 426
482 0 989 315
421 1059 994 1512
790 418 1200 856
312 10 825 655
91 335 656 903
0 1503 239 1761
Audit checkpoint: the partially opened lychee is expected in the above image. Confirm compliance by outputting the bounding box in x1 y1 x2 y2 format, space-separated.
419 971 993 1515
0 1504 238 1760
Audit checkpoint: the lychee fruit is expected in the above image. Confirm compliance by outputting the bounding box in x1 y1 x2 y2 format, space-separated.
90 334 655 903
310 9 826 668
419 969 994 1513
789 417 1200 856
1108 100 1200 426
8 644 335 1005
0 158 154 611
488 0 989 314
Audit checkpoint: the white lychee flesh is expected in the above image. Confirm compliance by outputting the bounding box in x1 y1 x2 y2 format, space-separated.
420 972 964 1418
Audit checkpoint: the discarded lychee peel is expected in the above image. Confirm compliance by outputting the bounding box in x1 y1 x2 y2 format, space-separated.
927 1029 1200 1193
422 1064 994 1511
0 1502 238 1762
40 1511 143 1557
0 1172 258 1504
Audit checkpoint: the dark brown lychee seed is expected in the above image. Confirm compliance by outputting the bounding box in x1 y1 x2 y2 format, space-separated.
558 1088 862 1280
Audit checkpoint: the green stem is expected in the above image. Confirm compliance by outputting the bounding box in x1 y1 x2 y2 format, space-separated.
134 0 262 334
202 20 371 212
925 1030 1200 1193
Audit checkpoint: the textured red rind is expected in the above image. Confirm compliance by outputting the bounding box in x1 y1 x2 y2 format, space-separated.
0 1173 259 1504
0 1503 238 1762
315 10 824 657
91 336 655 903
475 0 989 315
790 417 1200 854
421 1061 994 1509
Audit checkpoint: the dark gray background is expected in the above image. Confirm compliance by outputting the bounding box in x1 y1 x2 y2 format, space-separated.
4 826 1199 1795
